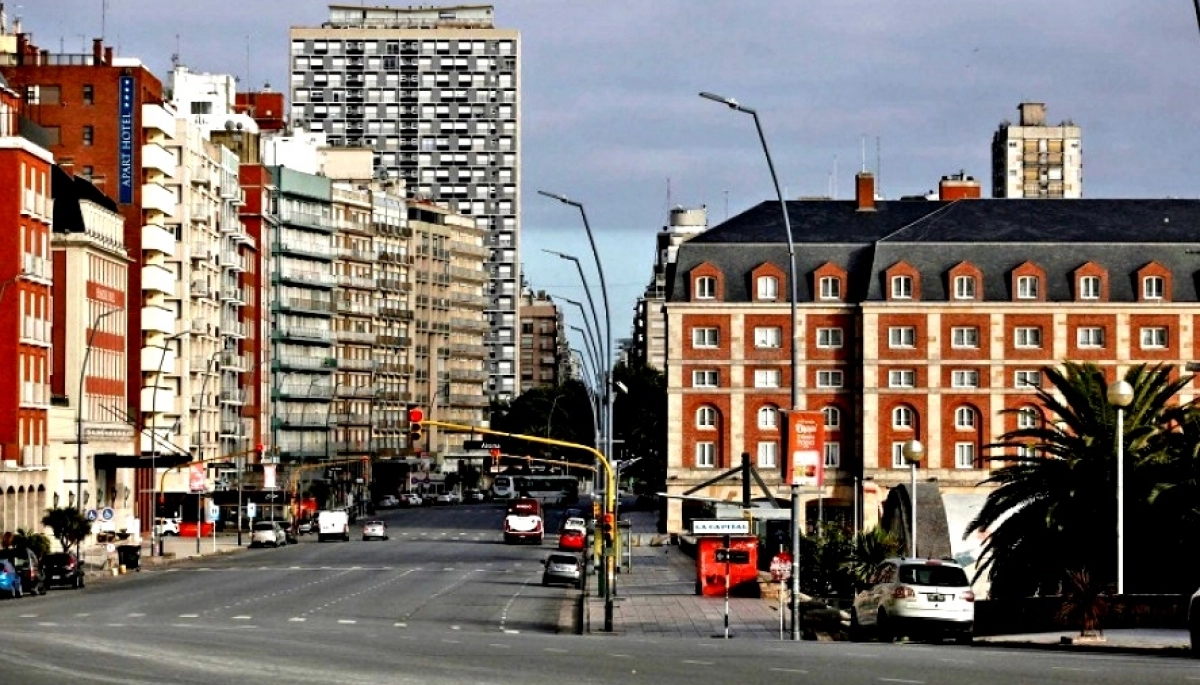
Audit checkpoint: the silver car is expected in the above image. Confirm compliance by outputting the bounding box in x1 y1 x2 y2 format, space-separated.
250 521 287 548
541 553 582 588
850 557 974 644
362 520 388 541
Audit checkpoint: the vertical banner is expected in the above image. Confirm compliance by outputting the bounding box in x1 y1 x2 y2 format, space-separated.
782 410 825 488
188 462 207 493
263 463 277 490
117 75 135 204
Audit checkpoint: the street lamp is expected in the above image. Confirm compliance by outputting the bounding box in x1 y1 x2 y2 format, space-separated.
1107 379 1133 595
74 305 125 557
557 296 601 377
700 90 800 638
149 330 189 557
902 439 924 558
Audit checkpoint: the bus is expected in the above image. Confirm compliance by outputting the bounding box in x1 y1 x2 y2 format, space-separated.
492 474 579 505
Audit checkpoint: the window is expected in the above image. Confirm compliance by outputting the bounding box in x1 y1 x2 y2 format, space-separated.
756 442 777 469
754 369 782 388
891 275 913 299
1143 276 1164 300
1140 327 1168 349
951 369 980 388
758 406 778 429
692 370 718 388
888 369 916 388
1017 444 1037 459
953 275 976 300
82 125 94 146
1015 370 1042 388
757 276 779 300
955 443 976 469
955 406 977 429
892 406 913 429
816 370 843 388
951 327 979 349
819 276 842 300
888 326 916 348
1017 275 1039 299
1077 327 1105 348
1017 406 1039 429
1014 327 1042 348
891 442 908 468
696 406 716 429
695 276 716 299
822 406 841 431
824 442 840 468
1080 276 1101 300
754 326 782 348
816 328 843 349
695 442 715 468
692 327 719 348
82 84 94 105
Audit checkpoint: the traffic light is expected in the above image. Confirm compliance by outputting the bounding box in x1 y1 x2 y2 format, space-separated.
601 512 615 546
408 407 425 445
489 447 501 469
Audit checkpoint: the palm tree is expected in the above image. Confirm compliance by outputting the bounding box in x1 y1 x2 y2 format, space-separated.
965 362 1192 598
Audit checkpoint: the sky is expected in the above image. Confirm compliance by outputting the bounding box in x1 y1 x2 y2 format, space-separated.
14 1 1200 352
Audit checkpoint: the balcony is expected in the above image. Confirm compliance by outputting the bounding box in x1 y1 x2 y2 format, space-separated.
450 343 486 359
141 264 176 297
273 356 330 372
220 389 247 405
275 326 332 343
220 420 247 437
141 103 175 138
141 305 176 335
274 240 333 261
141 142 176 178
222 320 248 339
219 250 244 271
336 273 375 289
191 203 212 223
449 393 489 408
142 223 177 257
449 368 487 382
337 358 377 372
335 329 375 344
278 208 334 233
221 285 246 304
221 353 249 370
20 317 51 346
190 280 211 298
140 385 177 414
275 269 336 289
272 297 334 315
141 182 176 216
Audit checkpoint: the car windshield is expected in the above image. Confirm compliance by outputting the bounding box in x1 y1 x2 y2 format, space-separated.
898 564 969 587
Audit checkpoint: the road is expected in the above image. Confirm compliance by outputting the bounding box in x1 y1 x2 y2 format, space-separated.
2 501 1199 684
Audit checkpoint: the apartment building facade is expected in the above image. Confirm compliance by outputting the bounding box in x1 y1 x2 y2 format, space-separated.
289 4 521 401
663 174 1200 542
631 206 708 371
991 101 1082 199
517 289 565 392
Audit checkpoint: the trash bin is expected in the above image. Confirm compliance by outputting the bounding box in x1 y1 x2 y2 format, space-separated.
116 544 141 572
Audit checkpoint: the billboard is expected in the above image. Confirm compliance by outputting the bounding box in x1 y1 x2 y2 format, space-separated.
188 462 207 493
782 410 825 488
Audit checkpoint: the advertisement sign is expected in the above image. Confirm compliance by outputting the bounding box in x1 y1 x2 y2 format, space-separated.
188 462 207 493
263 463 277 490
782 410 825 488
117 75 135 204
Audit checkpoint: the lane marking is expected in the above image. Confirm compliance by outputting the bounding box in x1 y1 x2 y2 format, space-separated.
232 615 252 620
19 614 37 618
1051 667 1096 672
879 679 924 684
178 614 199 618
771 668 808 674
37 622 58 627
127 613 145 618
290 617 306 622
74 613 91 617
545 647 568 653
394 622 407 628
682 660 714 666
610 654 631 658
338 620 357 625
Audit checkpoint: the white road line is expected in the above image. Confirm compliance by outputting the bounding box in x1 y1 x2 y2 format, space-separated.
609 654 631 659
879 679 924 684
544 648 568 653
178 614 199 618
74 613 90 617
37 622 57 627
770 668 808 674
127 613 145 618
442 639 462 644
338 620 357 624
682 660 714 666
503 629 521 634
290 618 306 622
19 614 37 618
232 615 252 620
1051 667 1096 672
394 622 407 628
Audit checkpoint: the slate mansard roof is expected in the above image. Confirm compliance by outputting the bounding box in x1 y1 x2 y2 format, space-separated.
669 198 1200 304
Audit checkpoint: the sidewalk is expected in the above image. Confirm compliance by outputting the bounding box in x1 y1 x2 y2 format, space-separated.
82 532 248 579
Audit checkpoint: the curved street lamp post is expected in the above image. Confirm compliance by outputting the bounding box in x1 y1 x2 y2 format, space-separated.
74 305 125 557
1107 379 1133 595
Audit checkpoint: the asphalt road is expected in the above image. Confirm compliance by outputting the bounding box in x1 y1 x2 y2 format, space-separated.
2 501 1199 684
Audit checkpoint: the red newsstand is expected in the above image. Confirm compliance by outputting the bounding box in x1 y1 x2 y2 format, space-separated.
695 535 759 597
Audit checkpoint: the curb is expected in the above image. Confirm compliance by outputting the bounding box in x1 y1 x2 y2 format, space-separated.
973 638 1191 657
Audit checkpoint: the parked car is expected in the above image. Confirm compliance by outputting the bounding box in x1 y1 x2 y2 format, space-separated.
1188 586 1200 656
558 528 586 552
401 493 423 507
42 552 85 589
297 519 314 535
284 526 299 545
154 517 181 536
250 521 288 548
0 548 45 596
0 559 22 599
462 489 486 502
362 520 389 541
850 557 974 644
542 553 583 588
380 495 400 508
560 517 588 533
435 492 460 505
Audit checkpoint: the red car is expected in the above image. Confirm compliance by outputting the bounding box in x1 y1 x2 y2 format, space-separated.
558 528 586 551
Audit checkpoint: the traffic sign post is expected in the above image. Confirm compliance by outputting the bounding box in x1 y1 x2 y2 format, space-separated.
246 501 257 520
770 551 793 639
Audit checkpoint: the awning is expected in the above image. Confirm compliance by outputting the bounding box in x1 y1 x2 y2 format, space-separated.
94 452 195 469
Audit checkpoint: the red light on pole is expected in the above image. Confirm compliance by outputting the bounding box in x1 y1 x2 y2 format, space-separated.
408 407 425 423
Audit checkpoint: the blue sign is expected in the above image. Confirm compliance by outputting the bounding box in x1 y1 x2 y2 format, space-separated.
86 509 98 522
118 76 135 204
100 507 115 521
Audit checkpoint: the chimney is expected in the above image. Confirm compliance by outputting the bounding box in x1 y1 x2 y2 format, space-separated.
93 38 103 63
855 172 875 211
104 47 113 65
938 171 981 201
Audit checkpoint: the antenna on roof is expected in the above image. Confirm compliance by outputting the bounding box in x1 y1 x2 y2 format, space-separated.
861 135 867 173
170 33 180 69
876 136 883 200
101 0 108 40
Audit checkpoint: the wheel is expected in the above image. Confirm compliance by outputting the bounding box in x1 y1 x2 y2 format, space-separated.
849 609 864 642
77 574 85 589
877 610 894 643
38 580 46 596
13 582 21 599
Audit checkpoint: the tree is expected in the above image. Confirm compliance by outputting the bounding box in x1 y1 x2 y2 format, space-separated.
490 379 597 464
611 361 667 495
843 527 902 592
40 507 92 554
965 362 1194 597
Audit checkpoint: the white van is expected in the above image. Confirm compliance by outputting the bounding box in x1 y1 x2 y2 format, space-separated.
317 510 350 542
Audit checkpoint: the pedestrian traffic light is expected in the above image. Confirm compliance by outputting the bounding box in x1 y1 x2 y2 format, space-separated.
408 407 424 445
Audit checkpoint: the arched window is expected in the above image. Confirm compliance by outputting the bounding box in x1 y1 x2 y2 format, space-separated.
696 405 716 429
758 405 779 429
954 406 977 430
892 406 913 429
822 406 841 431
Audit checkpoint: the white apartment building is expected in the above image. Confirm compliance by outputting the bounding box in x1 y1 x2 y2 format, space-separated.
288 4 521 401
631 206 708 371
990 101 1082 199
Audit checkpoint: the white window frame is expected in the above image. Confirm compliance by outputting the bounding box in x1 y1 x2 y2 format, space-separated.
955 406 976 430
754 326 782 349
756 441 777 469
1017 275 1040 299
891 275 913 299
1077 326 1105 349
695 276 717 299
824 441 840 468
1140 326 1167 349
816 327 843 349
754 369 782 388
1015 370 1042 388
951 369 980 388
953 275 976 300
891 442 908 468
892 406 913 429
692 327 719 348
1014 327 1042 349
888 369 916 388
757 406 778 429
692 370 718 388
951 326 979 349
888 326 916 349
696 406 716 429
822 406 840 431
1080 275 1101 300
816 370 843 388
1017 406 1039 429
954 442 976 469
1143 275 1164 300
819 276 842 300
757 275 779 300
695 442 715 468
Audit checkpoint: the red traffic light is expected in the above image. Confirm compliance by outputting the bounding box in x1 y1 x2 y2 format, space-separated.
408 407 425 423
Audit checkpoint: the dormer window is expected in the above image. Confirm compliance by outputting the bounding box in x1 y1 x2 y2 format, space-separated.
891 275 913 299
1017 275 1039 299
953 275 976 300
1080 275 1101 300
819 276 842 300
757 275 779 301
1143 276 1164 300
695 276 717 299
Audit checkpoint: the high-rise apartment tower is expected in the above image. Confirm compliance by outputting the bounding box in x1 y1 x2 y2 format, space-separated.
990 102 1082 199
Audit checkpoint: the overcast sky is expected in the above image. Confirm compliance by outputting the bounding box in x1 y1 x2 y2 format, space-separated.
14 1 1200 347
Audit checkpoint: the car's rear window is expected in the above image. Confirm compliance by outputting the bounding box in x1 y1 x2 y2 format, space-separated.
43 553 69 564
899 564 969 587
253 522 275 531
548 555 577 565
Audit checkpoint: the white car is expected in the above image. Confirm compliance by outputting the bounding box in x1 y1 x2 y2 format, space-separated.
154 517 181 536
402 493 423 507
1188 587 1200 656
850 557 974 644
435 492 460 505
380 495 400 508
561 517 588 533
361 520 388 541
250 521 288 548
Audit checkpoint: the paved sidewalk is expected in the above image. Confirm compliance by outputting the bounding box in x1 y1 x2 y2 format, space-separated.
82 532 249 579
